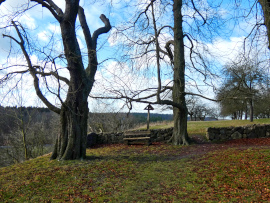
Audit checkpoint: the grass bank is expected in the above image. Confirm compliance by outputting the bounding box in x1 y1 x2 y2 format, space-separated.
1 119 270 202
1 142 270 202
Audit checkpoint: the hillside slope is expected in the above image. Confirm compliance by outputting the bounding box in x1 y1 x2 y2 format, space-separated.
1 119 270 202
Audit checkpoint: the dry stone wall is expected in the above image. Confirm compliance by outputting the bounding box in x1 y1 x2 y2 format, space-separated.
87 124 270 147
87 128 173 147
206 124 270 141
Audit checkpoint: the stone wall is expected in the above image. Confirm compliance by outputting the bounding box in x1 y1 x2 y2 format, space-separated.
87 128 173 147
206 124 270 141
87 124 270 146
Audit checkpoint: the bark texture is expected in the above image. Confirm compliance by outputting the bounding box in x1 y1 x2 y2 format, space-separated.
172 0 189 145
259 0 270 47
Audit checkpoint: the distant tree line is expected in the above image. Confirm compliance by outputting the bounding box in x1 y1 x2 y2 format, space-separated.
0 106 174 146
186 96 218 121
0 106 56 146
0 105 174 166
0 106 58 166
216 57 270 121
88 112 173 133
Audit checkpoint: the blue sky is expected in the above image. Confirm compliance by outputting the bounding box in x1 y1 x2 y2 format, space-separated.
0 0 269 114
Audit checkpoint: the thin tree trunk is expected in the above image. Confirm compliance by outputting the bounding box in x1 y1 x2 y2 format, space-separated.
240 110 243 120
172 0 189 145
232 112 237 120
249 99 254 122
151 2 162 103
19 113 28 160
22 128 28 160
245 103 248 120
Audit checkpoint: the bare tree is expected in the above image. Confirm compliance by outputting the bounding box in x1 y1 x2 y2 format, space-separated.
94 0 223 145
254 89 270 118
0 1 111 160
216 55 267 121
186 96 217 121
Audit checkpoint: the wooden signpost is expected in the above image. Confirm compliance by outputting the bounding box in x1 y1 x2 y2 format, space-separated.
144 104 154 130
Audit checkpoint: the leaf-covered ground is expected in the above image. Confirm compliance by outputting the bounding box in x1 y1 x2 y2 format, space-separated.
1 136 270 202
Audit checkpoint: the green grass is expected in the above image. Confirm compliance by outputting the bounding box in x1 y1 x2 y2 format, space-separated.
1 118 270 202
141 118 270 135
1 143 270 202
187 118 270 135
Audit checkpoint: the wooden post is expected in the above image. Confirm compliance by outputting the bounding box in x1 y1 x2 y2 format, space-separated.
144 104 154 131
147 108 150 130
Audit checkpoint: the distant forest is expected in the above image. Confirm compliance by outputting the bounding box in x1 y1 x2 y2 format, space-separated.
0 106 173 146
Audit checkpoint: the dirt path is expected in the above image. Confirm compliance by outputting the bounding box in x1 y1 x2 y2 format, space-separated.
90 135 270 162
176 135 270 159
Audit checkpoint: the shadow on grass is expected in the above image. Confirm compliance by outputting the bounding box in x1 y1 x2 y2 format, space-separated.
85 153 196 163
86 135 270 165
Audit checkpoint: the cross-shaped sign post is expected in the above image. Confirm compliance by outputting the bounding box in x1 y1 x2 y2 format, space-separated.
144 104 154 130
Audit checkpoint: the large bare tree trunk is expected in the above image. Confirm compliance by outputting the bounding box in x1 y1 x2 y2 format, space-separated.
172 0 189 145
259 0 270 47
50 3 89 160
49 3 111 160
51 99 88 160
51 70 90 160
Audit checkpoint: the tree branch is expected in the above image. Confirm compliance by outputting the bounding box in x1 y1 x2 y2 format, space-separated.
78 6 93 51
0 0 6 5
90 83 184 111
78 6 95 75
33 67 70 85
3 34 21 45
185 92 220 102
0 70 29 83
92 14 112 50
157 25 174 35
133 0 155 25
10 21 61 114
191 0 207 25
165 40 174 65
30 0 63 22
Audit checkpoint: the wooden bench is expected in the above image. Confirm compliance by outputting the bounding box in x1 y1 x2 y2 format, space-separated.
123 131 152 146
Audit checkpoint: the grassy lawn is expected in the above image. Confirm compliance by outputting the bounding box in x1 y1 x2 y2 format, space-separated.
145 118 270 135
1 143 270 202
1 119 270 202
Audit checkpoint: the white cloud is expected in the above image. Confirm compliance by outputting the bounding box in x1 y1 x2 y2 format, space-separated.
206 36 253 66
37 31 49 42
48 24 61 34
19 14 36 29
